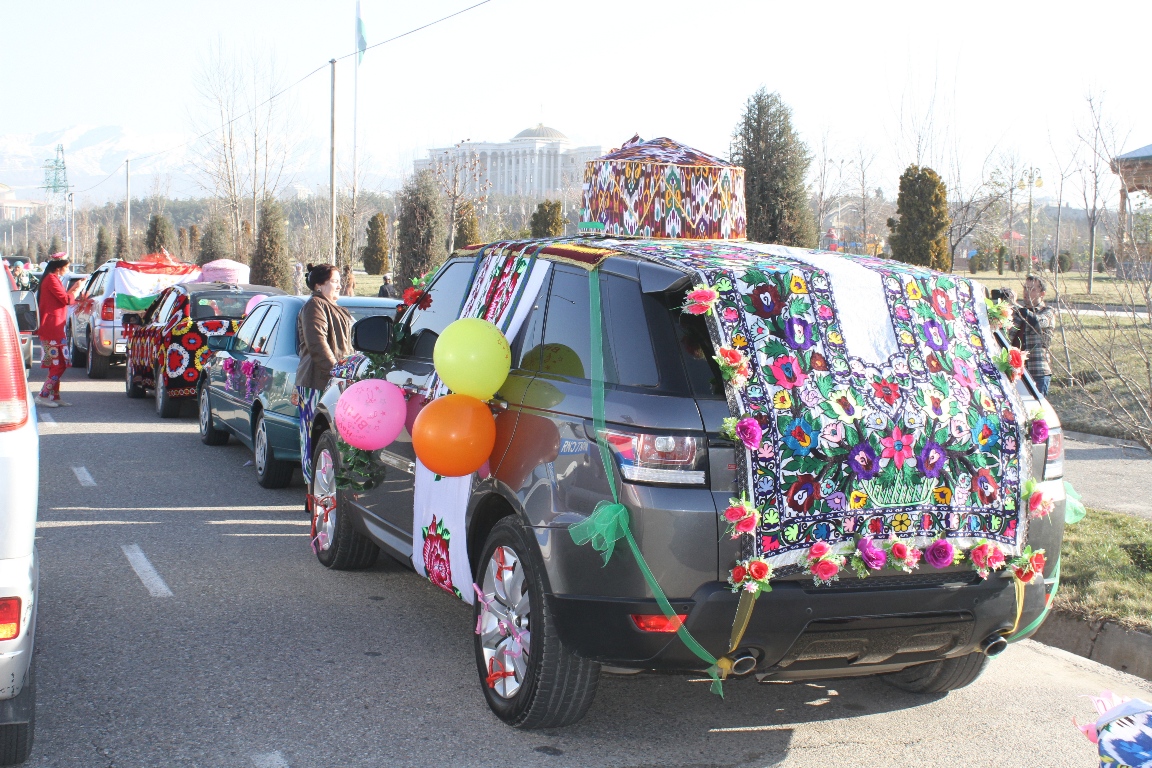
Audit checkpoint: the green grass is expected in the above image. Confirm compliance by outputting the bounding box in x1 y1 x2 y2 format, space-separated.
1054 508 1152 632
968 270 1144 308
353 272 385 297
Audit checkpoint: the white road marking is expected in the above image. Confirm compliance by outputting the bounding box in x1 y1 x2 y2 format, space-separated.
55 505 301 512
708 724 790 733
206 520 310 526
37 521 159 528
251 751 289 768
222 533 309 537
121 544 174 597
71 466 96 486
38 411 55 424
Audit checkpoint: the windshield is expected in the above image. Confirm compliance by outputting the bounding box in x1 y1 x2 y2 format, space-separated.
190 292 258 320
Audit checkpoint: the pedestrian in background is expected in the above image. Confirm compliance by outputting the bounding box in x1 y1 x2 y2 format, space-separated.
35 255 83 407
292 262 305 295
341 269 356 297
11 262 30 290
1012 275 1056 396
377 275 393 298
295 264 352 485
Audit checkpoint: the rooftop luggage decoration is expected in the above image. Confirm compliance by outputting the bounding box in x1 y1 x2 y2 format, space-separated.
581 136 746 240
200 258 251 284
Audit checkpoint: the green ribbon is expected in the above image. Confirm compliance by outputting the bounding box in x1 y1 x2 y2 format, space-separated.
1064 481 1086 525
569 268 725 696
1006 556 1061 643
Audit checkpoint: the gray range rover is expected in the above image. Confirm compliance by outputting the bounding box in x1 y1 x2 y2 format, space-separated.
307 241 1065 729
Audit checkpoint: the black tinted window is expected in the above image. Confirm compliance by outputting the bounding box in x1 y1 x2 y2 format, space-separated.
604 275 658 388
510 276 550 372
537 268 591 380
191 292 254 319
665 294 724 399
233 306 268 354
252 305 281 355
402 261 475 358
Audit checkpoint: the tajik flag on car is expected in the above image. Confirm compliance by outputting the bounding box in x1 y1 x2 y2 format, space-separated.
110 253 201 312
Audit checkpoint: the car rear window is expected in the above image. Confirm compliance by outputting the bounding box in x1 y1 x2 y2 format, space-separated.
649 290 725 400
191 292 257 319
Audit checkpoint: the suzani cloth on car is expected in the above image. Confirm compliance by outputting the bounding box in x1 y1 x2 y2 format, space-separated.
581 136 746 240
410 244 552 603
594 238 1031 573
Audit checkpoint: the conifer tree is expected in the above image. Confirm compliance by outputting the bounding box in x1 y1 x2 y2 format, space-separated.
198 219 229 265
730 88 817 248
396 170 446 288
887 165 951 270
48 234 62 256
113 226 128 260
145 214 176 254
530 200 565 237
188 224 201 255
94 226 111 268
250 198 291 292
362 212 390 275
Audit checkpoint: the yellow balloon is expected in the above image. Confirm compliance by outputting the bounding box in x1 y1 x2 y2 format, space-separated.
434 318 511 400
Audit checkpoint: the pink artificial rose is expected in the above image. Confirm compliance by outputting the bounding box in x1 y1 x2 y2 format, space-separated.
809 541 831 559
987 546 1006 569
717 347 744 367
735 515 758 534
891 541 909 560
724 506 746 522
685 302 710 315
970 544 989 569
812 559 839 581
735 417 763 450
687 287 719 305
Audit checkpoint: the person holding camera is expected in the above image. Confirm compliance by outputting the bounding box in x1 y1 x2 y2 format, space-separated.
1011 275 1056 396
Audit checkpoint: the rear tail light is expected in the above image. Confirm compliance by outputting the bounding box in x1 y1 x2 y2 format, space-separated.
0 310 29 432
0 597 20 640
1044 428 1064 480
603 429 706 485
101 296 116 321
631 613 687 633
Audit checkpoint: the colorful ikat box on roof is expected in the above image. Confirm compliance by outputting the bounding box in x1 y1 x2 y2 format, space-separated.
588 238 1031 574
581 137 746 241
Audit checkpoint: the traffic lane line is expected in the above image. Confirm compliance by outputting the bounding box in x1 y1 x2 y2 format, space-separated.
71 466 96 486
38 521 160 528
251 751 290 768
121 544 174 597
53 505 303 512
38 410 55 424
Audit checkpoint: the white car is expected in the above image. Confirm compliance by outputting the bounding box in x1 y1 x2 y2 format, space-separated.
0 276 38 763
67 260 124 379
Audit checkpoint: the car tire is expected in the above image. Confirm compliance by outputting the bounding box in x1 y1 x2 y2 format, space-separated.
310 429 378 570
198 383 228 446
474 516 600 729
882 652 988 694
0 673 34 765
125 357 145 398
85 331 110 379
68 325 86 367
254 410 293 488
154 365 180 418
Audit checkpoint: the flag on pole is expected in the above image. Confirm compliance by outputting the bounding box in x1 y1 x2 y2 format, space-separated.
356 1 367 64
110 258 201 312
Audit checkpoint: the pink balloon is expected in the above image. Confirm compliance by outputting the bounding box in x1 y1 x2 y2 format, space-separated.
404 393 427 436
245 294 269 315
334 379 406 451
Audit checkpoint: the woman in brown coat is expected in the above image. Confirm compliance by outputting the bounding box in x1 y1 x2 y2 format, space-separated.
295 263 353 484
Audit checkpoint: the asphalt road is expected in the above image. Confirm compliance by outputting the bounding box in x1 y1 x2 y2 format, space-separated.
23 366 1152 768
1062 434 1152 521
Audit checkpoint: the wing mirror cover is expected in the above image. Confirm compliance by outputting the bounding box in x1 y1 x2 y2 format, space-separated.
351 315 394 355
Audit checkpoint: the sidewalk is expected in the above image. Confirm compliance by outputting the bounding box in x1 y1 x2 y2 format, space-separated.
1062 432 1151 521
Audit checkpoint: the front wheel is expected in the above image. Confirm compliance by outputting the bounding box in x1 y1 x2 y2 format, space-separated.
474 516 600 728
310 430 378 570
85 332 110 379
125 357 145 398
882 652 988 694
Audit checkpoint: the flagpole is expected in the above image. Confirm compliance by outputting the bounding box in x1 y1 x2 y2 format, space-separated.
352 1 361 273
329 59 337 267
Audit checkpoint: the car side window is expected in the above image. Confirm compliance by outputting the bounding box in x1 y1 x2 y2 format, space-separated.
401 260 476 359
537 267 591 381
154 291 180 325
232 306 268 354
251 305 281 355
87 271 106 297
603 275 659 388
509 276 550 373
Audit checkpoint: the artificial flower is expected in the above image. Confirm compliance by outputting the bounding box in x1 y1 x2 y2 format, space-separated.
994 347 1028 382
1010 547 1046 584
718 416 739 443
723 496 760 539
806 542 844 586
729 557 774 595
968 541 1007 580
683 285 720 315
888 535 922 573
1028 487 1055 519
1030 418 1049 443
734 417 762 450
880 427 915 470
850 537 888 578
985 297 1014 330
924 539 957 569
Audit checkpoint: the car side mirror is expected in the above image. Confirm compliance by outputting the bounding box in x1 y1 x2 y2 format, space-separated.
14 306 38 332
351 315 394 354
207 335 233 352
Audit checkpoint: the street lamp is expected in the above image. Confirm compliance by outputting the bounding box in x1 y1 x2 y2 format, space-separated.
1018 168 1042 269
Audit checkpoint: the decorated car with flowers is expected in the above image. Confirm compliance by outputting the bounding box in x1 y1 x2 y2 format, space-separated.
302 136 1077 730
123 282 284 417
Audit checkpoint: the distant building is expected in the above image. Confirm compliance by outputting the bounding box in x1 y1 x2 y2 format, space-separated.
414 125 603 197
0 184 43 221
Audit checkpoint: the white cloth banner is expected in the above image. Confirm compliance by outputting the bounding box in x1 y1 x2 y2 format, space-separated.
410 252 552 604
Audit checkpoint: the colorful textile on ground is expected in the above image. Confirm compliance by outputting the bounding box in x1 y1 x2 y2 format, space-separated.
1078 692 1152 767
409 245 552 604
296 386 321 484
109 255 200 311
581 136 746 240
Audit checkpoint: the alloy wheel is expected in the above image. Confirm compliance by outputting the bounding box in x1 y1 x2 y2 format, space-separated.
311 448 337 552
199 388 211 435
255 417 269 475
478 546 532 699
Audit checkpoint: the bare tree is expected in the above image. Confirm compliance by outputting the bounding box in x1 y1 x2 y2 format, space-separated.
945 148 1005 272
1076 93 1120 294
854 146 876 255
433 141 492 254
810 133 848 241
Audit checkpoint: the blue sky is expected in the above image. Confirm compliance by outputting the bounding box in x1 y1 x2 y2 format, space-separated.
2 0 1150 202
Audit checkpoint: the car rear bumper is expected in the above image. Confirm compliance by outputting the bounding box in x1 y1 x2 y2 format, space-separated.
93 323 126 358
550 572 1053 675
0 551 37 709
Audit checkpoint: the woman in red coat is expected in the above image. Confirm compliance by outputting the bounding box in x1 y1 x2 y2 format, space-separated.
36 256 82 407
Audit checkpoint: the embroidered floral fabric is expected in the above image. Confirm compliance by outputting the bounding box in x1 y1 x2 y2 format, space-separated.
592 238 1030 573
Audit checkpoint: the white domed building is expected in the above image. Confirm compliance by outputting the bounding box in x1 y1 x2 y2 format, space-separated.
414 125 604 197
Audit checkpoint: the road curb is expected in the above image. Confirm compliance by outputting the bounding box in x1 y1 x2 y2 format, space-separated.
1033 610 1152 681
1062 430 1148 452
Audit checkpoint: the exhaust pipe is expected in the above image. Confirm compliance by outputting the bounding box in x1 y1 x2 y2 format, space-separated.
729 649 759 676
981 634 1009 657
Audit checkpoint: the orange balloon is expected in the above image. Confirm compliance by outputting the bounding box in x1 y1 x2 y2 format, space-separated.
412 394 497 477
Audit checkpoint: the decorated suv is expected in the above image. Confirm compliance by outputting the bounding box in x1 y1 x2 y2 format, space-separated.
305 137 1075 730
124 282 284 417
